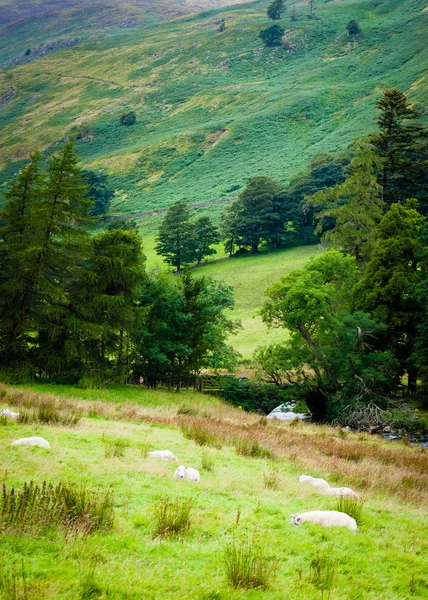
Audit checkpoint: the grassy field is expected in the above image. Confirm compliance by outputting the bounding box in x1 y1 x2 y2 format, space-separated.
1 0 427 217
0 382 427 599
141 232 319 360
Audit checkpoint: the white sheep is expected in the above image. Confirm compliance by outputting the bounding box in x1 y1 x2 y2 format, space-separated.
290 510 357 531
174 465 200 482
147 450 178 461
11 436 50 449
298 474 330 489
1 408 20 419
318 487 360 499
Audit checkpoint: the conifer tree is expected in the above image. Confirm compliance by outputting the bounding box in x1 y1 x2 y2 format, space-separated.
370 89 426 206
155 204 196 272
194 216 219 266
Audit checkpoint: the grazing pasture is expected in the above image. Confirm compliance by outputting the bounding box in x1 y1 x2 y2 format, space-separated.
0 383 426 598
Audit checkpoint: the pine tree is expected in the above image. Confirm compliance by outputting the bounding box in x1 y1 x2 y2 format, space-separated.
155 204 196 272
370 89 426 206
267 0 285 21
194 216 219 266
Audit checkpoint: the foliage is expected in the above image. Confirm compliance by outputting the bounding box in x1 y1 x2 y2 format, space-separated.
354 201 425 391
179 420 223 448
267 0 285 21
235 438 273 459
308 142 384 262
221 377 290 414
259 24 284 48
261 251 398 421
152 496 193 539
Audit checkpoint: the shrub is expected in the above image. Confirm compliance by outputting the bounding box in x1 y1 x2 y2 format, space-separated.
235 437 273 459
335 496 363 525
179 421 223 448
222 379 290 414
259 24 284 48
224 536 276 589
152 496 193 539
0 481 114 537
120 111 136 126
346 19 361 35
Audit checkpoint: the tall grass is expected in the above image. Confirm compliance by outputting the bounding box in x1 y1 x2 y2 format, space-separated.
310 550 335 599
224 536 276 590
179 420 223 449
0 561 43 600
103 437 130 459
235 437 274 459
0 481 114 537
335 496 364 525
152 496 194 539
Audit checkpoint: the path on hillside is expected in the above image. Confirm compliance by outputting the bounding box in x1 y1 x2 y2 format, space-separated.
107 196 236 220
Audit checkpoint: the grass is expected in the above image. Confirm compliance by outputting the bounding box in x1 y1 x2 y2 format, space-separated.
335 496 364 525
152 496 194 539
224 535 276 589
0 381 427 598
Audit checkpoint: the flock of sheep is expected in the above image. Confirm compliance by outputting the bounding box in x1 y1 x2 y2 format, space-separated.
3 408 360 532
147 450 360 531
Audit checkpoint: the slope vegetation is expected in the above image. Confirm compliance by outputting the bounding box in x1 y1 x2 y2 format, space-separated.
0 0 427 216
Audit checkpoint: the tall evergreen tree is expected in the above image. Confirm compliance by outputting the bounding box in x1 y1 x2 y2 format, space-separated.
354 200 425 391
81 169 115 217
155 204 196 272
194 216 219 266
267 0 285 21
308 143 384 262
370 89 427 207
0 151 42 364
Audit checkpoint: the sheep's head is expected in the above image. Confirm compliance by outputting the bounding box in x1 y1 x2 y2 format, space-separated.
290 514 302 526
174 466 186 479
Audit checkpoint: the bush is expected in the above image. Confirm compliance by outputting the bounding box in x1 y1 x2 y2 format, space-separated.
222 379 290 414
224 536 276 589
152 496 193 539
259 24 284 47
120 111 136 126
346 19 361 35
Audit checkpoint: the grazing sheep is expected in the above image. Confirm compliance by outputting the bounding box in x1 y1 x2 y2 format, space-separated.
147 450 178 461
11 436 50 449
1 408 20 419
298 474 330 489
174 465 200 482
290 510 357 531
318 487 360 499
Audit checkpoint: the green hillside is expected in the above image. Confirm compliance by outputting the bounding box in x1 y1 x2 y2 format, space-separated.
0 383 426 598
1 0 427 217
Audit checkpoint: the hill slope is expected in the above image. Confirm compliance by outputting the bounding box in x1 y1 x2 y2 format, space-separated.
0 0 427 216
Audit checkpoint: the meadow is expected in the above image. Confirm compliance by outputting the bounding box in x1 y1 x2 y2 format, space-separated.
0 382 427 599
1 0 427 218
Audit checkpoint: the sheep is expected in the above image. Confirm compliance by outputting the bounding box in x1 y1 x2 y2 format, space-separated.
11 436 50 449
318 487 360 499
147 450 178 461
174 465 200 482
298 474 330 489
1 408 20 419
290 510 357 531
